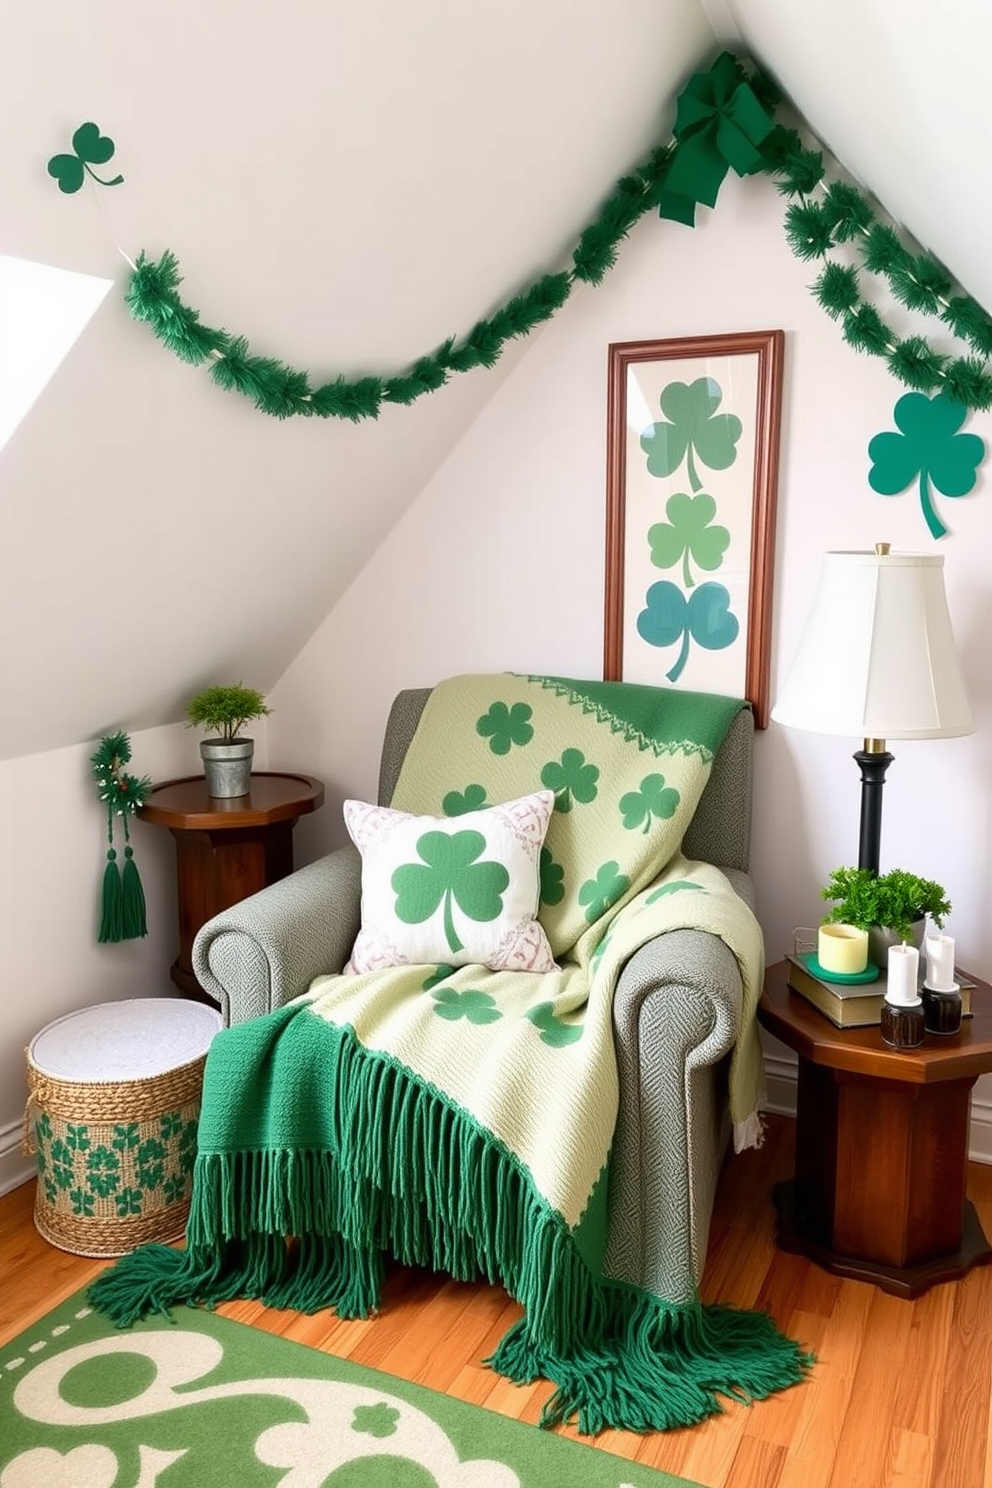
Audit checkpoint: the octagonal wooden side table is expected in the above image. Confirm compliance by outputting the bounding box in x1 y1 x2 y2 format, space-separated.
138 771 324 1001
759 958 992 1298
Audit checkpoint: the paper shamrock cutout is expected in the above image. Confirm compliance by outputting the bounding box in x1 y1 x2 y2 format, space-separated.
648 491 731 587
636 579 740 682
48 122 124 194
868 392 986 540
640 378 742 492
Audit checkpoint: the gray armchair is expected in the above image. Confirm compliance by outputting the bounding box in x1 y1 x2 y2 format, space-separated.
193 687 758 1305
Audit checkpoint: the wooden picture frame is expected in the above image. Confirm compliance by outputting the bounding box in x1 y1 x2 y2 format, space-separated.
604 330 784 727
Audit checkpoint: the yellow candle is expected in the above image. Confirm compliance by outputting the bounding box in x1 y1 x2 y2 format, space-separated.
818 923 869 975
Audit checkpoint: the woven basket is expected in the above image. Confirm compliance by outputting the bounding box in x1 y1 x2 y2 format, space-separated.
25 1002 218 1257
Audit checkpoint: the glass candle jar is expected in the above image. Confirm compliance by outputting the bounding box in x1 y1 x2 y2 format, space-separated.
881 997 924 1050
922 985 963 1036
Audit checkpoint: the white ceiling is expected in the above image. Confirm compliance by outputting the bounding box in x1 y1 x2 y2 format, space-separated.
1 0 988 759
708 0 992 312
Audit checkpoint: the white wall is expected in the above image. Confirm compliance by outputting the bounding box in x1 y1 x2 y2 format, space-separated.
0 718 265 1191
269 168 992 1145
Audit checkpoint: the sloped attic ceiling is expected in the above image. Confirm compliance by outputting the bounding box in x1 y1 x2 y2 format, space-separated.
0 0 715 760
710 0 992 314
2 0 989 761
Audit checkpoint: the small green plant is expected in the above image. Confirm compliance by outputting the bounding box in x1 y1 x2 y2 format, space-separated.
821 866 951 940
184 683 270 744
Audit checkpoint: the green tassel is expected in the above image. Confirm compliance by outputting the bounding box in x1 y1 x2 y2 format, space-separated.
943 357 992 411
98 848 123 944
382 354 450 407
784 200 835 260
819 180 874 242
307 375 384 422
861 222 905 276
941 296 992 358
811 262 861 320
489 1291 814 1435
121 845 148 940
842 302 893 356
760 127 824 195
887 336 948 392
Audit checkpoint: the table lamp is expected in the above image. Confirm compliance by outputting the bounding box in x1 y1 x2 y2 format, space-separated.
771 544 973 873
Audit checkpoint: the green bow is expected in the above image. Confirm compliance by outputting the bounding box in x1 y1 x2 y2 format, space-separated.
659 52 777 226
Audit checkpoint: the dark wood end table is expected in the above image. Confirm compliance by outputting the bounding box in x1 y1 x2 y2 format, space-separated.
759 958 992 1298
138 771 324 1001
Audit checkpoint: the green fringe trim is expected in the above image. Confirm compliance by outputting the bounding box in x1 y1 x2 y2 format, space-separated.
88 1018 812 1433
491 1290 813 1435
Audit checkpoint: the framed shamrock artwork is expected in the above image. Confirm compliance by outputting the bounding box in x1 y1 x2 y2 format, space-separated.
604 330 785 727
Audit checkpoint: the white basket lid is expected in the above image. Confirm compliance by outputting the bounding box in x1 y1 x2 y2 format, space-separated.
29 998 222 1081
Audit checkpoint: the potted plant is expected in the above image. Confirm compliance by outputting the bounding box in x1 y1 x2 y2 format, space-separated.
820 865 951 965
185 683 271 798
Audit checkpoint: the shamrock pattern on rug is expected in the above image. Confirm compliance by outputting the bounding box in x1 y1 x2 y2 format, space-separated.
2 1293 692 1487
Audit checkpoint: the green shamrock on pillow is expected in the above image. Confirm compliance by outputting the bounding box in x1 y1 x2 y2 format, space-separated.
392 830 508 953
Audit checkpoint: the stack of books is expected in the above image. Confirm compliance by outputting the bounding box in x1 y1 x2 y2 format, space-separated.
785 952 974 1028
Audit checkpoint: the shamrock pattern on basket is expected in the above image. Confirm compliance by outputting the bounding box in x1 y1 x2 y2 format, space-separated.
34 1107 199 1222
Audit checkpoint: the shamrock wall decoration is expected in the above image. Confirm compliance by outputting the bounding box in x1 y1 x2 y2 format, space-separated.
640 378 742 492
868 391 986 539
636 580 740 682
48 122 124 194
648 491 731 587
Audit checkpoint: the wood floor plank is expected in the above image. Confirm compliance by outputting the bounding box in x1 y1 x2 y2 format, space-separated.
4 1112 992 1488
825 1289 914 1488
890 1281 955 1440
776 1280 874 1488
887 1428 934 1488
931 1260 992 1488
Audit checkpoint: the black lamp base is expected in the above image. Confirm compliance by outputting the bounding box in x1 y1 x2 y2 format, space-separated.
854 747 894 875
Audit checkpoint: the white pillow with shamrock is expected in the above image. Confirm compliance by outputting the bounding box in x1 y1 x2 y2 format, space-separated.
343 791 558 974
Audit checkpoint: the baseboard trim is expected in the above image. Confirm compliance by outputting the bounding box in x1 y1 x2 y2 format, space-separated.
761 1051 992 1166
0 1117 36 1197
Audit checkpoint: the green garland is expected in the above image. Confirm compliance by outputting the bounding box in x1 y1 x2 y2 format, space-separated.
123 143 675 422
120 50 992 417
757 124 992 409
90 731 151 943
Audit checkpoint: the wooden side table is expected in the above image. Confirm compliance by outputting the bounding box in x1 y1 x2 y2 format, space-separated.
759 959 992 1298
139 772 324 1000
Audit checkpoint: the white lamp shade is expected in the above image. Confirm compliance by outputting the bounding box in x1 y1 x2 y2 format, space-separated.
772 550 973 739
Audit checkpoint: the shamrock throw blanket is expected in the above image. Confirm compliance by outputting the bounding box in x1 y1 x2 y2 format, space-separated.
92 674 810 1431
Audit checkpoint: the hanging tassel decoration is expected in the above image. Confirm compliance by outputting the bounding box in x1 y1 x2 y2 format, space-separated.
90 731 152 943
98 846 123 943
121 842 148 939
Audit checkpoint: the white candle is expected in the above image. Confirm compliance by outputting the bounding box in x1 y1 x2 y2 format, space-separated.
925 934 956 991
887 943 920 1005
818 923 869 975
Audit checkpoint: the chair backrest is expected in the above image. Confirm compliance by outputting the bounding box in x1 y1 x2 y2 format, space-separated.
378 686 753 874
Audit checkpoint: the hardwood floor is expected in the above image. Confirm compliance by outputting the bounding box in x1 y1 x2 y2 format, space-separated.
3 1112 992 1487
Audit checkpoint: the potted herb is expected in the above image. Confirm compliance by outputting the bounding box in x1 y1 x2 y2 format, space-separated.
185 683 271 798
820 865 951 964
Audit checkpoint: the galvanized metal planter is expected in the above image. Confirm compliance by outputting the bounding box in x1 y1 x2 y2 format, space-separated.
199 738 254 798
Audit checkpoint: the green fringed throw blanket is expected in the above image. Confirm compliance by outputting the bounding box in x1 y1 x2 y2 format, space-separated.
92 674 811 1432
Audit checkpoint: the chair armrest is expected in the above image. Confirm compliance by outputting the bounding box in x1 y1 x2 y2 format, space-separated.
192 845 362 1025
605 884 753 1304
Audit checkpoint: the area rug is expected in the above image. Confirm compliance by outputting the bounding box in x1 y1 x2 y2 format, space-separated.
1 1289 703 1487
